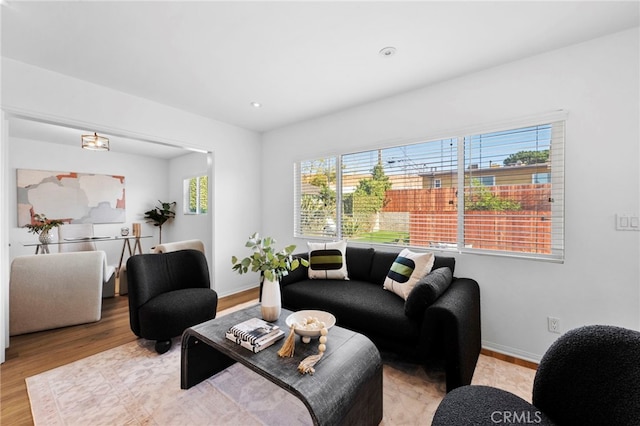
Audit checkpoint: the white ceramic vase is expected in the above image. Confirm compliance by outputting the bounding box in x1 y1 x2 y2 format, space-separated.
261 275 281 322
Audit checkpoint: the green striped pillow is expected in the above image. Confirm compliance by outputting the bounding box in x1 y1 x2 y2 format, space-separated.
307 241 348 280
383 249 435 300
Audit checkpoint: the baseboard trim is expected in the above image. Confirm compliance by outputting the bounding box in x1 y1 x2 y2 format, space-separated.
217 287 260 311
481 348 538 370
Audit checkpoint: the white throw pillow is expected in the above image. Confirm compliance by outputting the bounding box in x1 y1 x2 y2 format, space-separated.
307 241 349 280
383 249 435 300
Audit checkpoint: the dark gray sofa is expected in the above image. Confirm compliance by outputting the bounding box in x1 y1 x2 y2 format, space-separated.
280 245 481 392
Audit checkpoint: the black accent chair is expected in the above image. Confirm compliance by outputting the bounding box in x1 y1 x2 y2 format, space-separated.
126 249 218 354
432 325 640 426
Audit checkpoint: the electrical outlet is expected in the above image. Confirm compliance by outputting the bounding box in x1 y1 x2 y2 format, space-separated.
548 317 560 334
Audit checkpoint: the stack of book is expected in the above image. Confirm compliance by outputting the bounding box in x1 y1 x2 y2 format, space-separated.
225 317 285 353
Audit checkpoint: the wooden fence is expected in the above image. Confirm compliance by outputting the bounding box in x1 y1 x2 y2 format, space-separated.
408 210 552 254
383 184 551 212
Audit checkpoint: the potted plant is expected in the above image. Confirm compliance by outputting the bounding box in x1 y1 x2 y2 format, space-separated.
232 232 308 321
24 213 64 244
144 201 176 244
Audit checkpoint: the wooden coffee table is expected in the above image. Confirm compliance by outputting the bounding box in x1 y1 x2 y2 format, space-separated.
181 305 383 426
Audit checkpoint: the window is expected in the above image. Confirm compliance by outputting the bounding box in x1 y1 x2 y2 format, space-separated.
474 175 496 186
295 114 565 261
464 124 563 258
532 172 551 184
294 157 337 237
184 175 208 214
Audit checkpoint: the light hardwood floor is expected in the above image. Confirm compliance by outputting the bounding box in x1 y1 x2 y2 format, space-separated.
1 287 536 426
0 287 260 426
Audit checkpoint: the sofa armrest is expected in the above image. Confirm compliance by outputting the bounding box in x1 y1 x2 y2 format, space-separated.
280 253 309 287
421 277 481 392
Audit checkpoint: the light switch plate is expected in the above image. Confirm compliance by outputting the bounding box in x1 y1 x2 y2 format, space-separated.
616 214 640 231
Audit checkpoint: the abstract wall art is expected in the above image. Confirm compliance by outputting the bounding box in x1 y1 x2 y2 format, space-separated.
17 169 126 226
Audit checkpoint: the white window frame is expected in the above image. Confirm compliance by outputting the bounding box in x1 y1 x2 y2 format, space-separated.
294 111 566 261
183 175 208 215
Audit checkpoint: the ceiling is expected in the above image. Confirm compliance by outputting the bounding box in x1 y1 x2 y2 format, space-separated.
8 117 194 160
2 1 639 148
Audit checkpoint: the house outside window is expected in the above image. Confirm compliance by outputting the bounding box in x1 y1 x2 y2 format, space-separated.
295 114 565 261
184 175 208 214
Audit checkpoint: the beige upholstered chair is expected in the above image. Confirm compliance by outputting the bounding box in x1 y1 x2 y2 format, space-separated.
151 239 205 254
58 223 117 297
119 239 205 295
9 251 109 336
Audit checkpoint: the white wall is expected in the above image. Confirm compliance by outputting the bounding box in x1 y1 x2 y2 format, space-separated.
262 28 640 361
167 151 213 256
8 136 171 263
2 58 263 300
0 112 7 361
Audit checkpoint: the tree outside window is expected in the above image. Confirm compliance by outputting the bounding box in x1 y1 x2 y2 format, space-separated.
184 175 208 214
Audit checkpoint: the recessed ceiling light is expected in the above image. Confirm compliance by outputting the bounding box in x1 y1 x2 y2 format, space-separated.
250 102 262 108
379 46 397 57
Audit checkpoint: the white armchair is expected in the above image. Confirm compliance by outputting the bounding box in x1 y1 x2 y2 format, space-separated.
9 251 109 336
58 223 117 297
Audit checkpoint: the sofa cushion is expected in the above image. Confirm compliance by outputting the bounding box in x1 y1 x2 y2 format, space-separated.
404 267 453 319
369 250 400 285
433 256 456 276
383 249 435 300
308 240 348 280
138 288 217 340
281 279 420 341
280 253 309 285
345 246 375 281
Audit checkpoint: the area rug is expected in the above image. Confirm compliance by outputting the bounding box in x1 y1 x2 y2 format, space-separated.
27 301 536 425
27 336 315 425
26 301 314 425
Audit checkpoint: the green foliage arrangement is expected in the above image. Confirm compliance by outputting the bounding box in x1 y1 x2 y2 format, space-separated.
24 213 64 235
231 232 308 282
144 200 176 243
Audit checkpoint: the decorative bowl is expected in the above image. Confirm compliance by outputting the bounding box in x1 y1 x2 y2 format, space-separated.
285 310 336 343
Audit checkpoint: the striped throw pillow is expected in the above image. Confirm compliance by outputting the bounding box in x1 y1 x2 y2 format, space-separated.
383 249 434 300
307 241 348 280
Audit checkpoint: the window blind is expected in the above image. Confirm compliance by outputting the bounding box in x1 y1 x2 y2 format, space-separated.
294 157 338 238
293 113 565 261
463 122 564 260
340 139 458 247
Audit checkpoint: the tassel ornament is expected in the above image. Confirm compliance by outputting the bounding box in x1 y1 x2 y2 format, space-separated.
297 327 328 375
277 324 296 358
